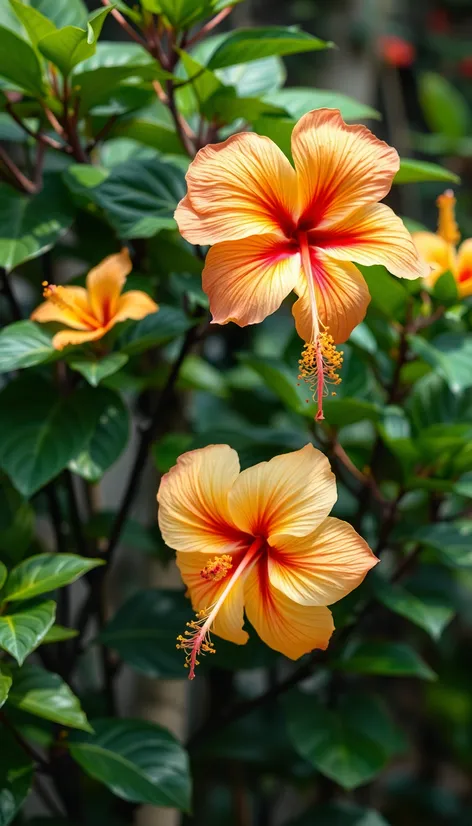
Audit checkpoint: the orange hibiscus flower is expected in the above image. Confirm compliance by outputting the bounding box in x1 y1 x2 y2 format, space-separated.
175 109 426 420
157 444 378 679
413 189 472 298
31 249 158 350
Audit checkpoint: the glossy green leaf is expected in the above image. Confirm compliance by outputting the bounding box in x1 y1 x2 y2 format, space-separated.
285 692 405 789
0 321 55 373
0 601 55 665
0 377 107 497
408 333 472 393
4 553 104 602
413 521 472 567
148 0 241 29
69 718 191 809
0 728 33 826
321 398 381 426
68 353 129 387
395 158 460 184
419 72 470 139
37 6 111 76
264 88 380 122
0 663 11 709
117 305 194 355
0 25 44 94
433 270 459 303
208 27 333 70
9 0 56 48
8 664 91 730
240 354 315 417
287 802 391 826
100 589 192 679
333 642 437 681
0 563 6 592
0 476 34 563
373 577 454 640
0 175 75 272
29 0 88 28
64 157 185 239
68 387 129 483
42 624 78 643
358 265 408 318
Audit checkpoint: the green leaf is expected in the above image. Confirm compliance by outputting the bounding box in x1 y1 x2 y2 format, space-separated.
287 802 391 826
153 433 193 474
8 664 91 731
0 728 33 826
433 270 459 303
9 0 56 48
0 663 11 709
100 589 192 679
0 25 44 94
69 353 129 387
332 642 437 681
29 0 88 28
0 377 107 497
85 512 158 555
408 333 472 393
0 563 6 591
358 264 408 318
240 353 315 417
4 553 104 602
69 718 191 810
413 521 472 567
208 27 333 70
264 88 380 122
42 624 78 643
68 387 129 483
64 157 185 239
373 577 454 640
321 398 381 426
285 692 405 790
0 175 75 272
0 476 34 563
148 0 241 29
0 601 55 665
37 6 112 77
395 158 460 184
419 72 470 139
0 321 55 373
117 305 194 355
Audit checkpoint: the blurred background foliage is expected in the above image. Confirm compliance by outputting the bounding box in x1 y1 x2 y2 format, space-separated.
0 1 472 826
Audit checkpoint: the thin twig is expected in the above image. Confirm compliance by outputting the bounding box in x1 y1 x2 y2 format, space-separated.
86 114 119 151
0 145 37 194
186 6 234 48
100 0 148 47
3 99 65 152
34 775 65 818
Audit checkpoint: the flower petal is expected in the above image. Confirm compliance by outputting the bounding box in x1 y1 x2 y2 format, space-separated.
244 558 334 659
114 291 158 323
228 444 336 544
51 327 106 351
457 238 472 297
157 445 247 555
292 251 370 344
31 286 93 330
268 517 378 606
86 249 132 324
292 109 399 231
412 231 453 280
175 133 298 245
176 550 248 645
311 203 428 280
202 235 300 327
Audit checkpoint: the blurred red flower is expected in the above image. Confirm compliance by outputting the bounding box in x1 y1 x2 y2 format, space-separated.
378 35 415 68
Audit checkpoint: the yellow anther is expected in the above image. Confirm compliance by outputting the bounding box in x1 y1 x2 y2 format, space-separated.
200 554 233 582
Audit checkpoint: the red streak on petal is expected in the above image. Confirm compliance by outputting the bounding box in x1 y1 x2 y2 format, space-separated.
459 267 472 284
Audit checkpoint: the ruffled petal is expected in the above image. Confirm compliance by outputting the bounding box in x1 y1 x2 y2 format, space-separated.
292 109 399 231
228 445 336 545
176 550 248 645
52 327 106 351
244 558 334 659
202 235 300 327
292 250 370 344
31 286 94 330
114 291 158 323
157 445 247 554
455 238 472 297
175 133 298 245
268 517 378 606
86 249 132 324
311 203 428 280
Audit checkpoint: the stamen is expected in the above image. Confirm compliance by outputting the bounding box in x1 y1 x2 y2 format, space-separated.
176 538 263 680
42 282 98 329
200 554 233 582
298 332 343 421
437 189 460 246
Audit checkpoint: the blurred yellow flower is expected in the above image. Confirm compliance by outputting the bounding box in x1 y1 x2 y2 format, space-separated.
157 444 378 680
413 189 472 298
31 249 158 350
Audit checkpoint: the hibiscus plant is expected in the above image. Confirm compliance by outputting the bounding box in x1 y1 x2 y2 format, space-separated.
0 1 471 825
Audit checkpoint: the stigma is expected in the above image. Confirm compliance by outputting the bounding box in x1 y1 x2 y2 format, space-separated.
298 332 343 421
437 190 460 246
